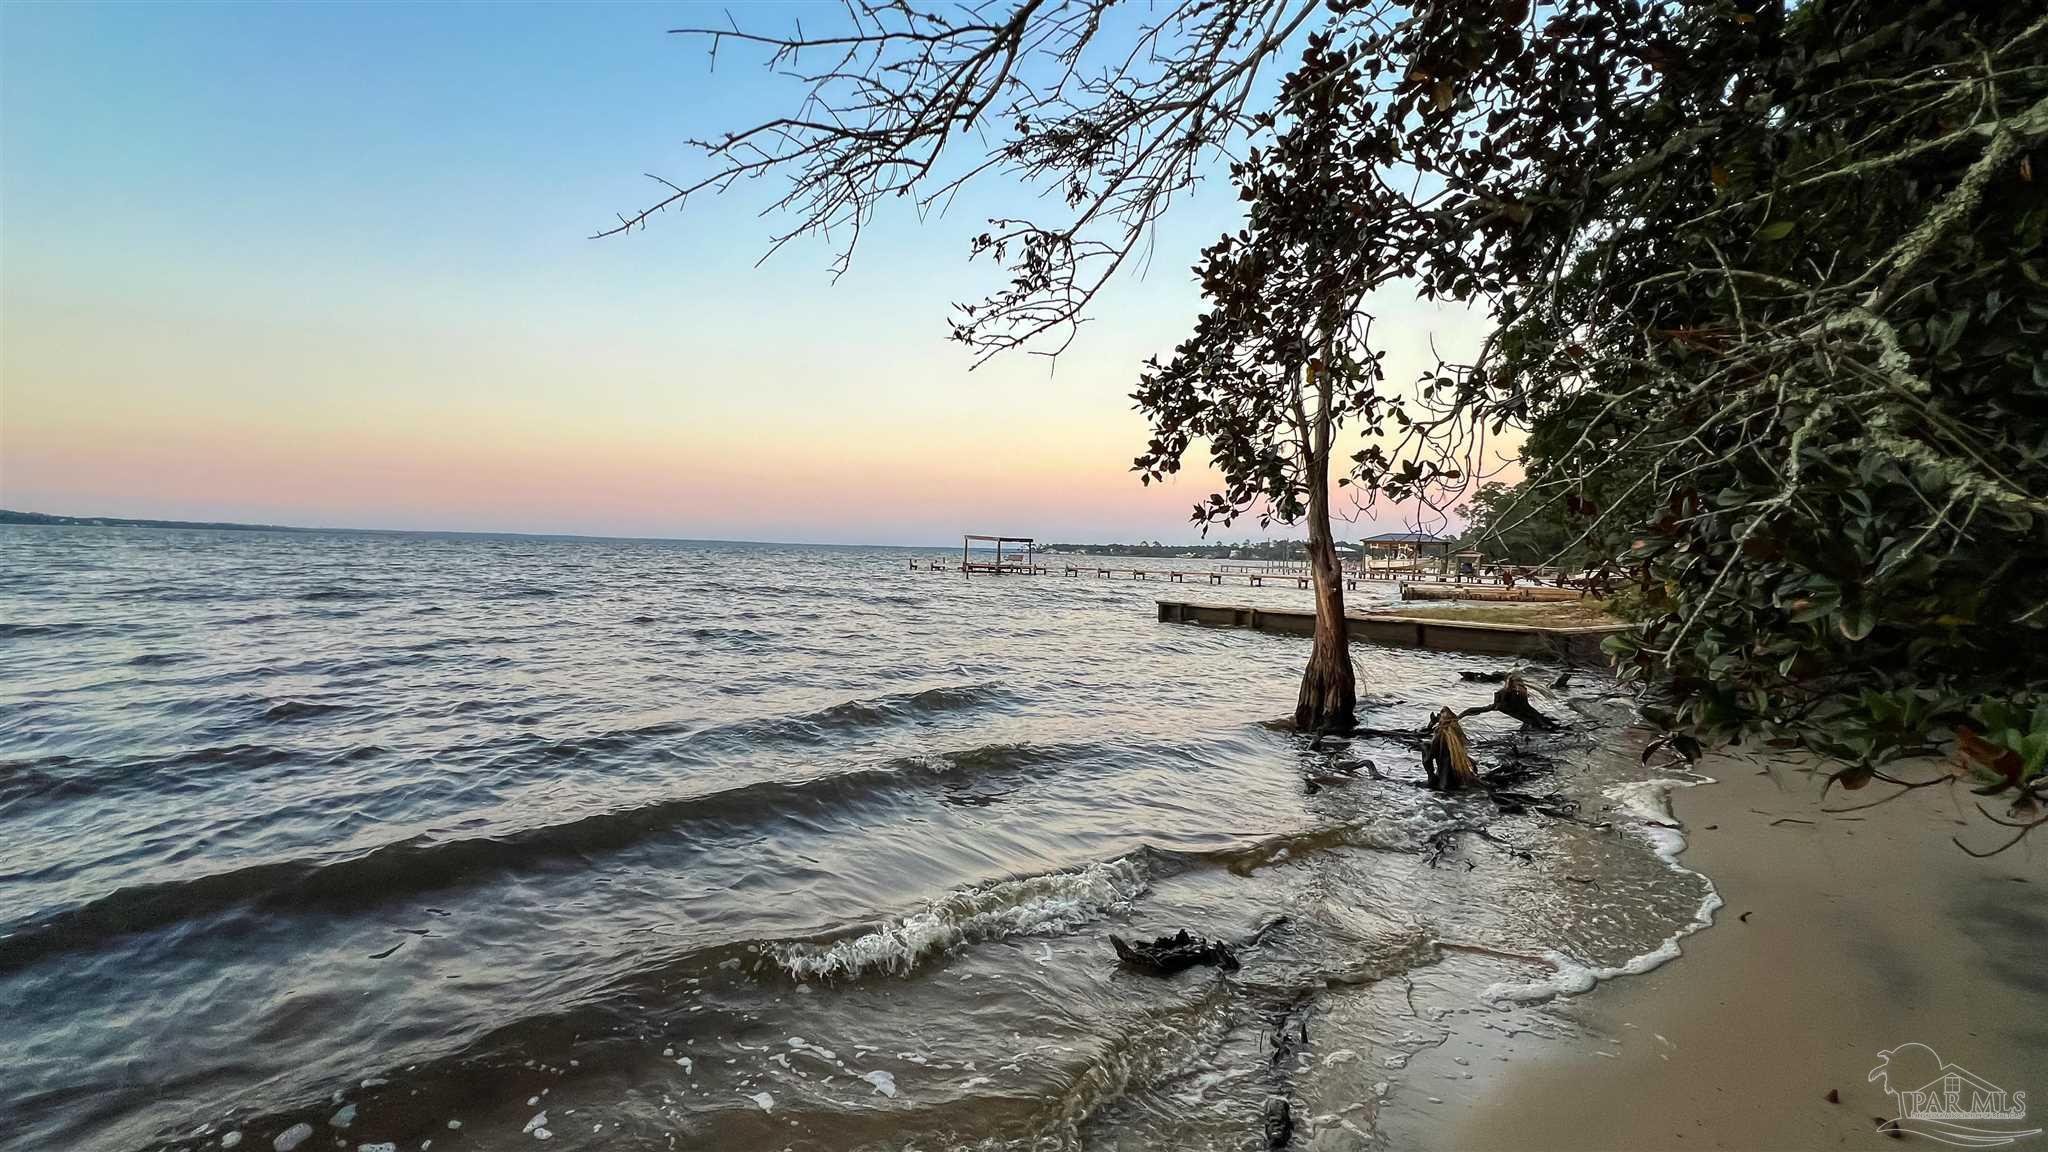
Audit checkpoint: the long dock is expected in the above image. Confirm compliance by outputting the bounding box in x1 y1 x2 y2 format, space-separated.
1155 599 1624 661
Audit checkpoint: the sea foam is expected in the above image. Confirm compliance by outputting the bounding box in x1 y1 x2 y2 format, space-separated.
1481 776 1723 1003
775 858 1148 980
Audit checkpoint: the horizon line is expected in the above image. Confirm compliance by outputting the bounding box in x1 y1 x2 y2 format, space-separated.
0 507 1370 552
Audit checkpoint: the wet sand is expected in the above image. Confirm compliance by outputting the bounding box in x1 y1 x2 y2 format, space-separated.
1385 754 2048 1151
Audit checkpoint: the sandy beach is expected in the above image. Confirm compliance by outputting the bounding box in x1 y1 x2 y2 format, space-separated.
1374 753 2048 1151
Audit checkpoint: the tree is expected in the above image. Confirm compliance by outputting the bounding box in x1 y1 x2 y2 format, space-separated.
1423 2 2048 813
597 0 1332 362
1458 481 1567 567
1131 38 1413 732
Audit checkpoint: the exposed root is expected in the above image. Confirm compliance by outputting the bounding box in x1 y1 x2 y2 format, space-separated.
1424 823 1534 867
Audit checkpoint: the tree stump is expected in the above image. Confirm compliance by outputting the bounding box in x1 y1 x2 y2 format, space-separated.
1425 708 1480 790
1492 674 1561 731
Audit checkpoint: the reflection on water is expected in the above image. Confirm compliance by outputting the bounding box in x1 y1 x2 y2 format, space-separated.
0 526 1704 1150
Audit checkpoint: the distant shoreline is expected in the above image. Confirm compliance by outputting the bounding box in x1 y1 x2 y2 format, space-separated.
0 508 1320 555
0 509 928 551
2 509 311 534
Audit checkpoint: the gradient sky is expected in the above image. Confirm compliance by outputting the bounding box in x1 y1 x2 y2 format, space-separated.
1 2 1491 545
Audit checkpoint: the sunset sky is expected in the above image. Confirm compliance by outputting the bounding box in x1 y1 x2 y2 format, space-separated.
1 2 1491 545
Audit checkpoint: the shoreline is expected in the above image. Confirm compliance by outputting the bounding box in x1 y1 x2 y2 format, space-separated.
1380 752 2048 1151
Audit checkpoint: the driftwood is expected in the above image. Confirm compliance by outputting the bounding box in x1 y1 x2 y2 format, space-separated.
1348 725 1434 747
1425 708 1481 790
1458 674 1561 731
1463 666 1574 700
1488 788 1594 823
1424 823 1534 867
1110 929 1240 975
1263 1095 1294 1148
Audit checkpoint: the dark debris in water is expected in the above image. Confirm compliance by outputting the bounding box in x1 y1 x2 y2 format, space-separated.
1109 929 1240 975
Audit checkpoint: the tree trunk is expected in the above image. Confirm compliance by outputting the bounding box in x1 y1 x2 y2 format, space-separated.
1294 364 1356 733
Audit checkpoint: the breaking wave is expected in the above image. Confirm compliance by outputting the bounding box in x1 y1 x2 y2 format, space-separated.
775 857 1150 980
1481 774 1722 1003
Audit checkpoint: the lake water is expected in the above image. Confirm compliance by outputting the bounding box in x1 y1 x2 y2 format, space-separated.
0 526 1710 1151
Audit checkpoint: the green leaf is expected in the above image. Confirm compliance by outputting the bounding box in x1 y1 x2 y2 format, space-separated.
1837 601 1877 642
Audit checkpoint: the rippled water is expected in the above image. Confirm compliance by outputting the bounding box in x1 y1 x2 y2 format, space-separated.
0 526 1708 1151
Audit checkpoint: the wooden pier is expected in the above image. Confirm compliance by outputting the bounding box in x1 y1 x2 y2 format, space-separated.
1155 599 1624 661
906 533 1592 595
959 534 1040 575
905 557 1401 590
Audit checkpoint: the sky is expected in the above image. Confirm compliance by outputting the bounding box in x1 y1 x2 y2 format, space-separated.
1 1 1492 546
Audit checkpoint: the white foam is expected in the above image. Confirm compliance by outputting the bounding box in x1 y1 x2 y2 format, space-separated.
1481 776 1723 1004
776 858 1148 980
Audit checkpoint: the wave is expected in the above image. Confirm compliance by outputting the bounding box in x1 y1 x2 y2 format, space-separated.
1480 775 1722 1003
5 682 1008 827
297 587 381 603
529 683 1010 761
0 739 1081 974
488 587 559 601
125 652 192 668
115 585 243 605
807 684 997 728
0 758 90 809
689 625 772 643
259 700 353 723
774 857 1150 980
0 621 95 640
0 743 326 818
748 813 1449 987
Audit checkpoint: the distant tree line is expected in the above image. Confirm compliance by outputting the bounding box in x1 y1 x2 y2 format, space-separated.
1041 540 1314 560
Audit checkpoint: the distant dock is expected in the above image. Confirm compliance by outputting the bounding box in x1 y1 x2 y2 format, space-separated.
907 557 1409 590
917 532 1591 595
1155 599 1624 661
